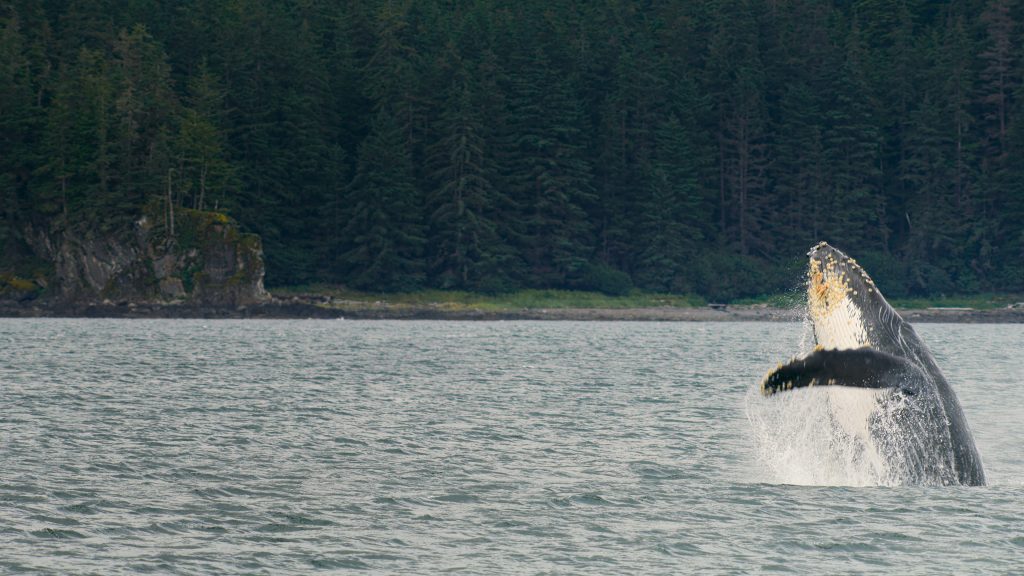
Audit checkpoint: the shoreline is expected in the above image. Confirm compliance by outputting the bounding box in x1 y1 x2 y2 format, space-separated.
2 300 1024 323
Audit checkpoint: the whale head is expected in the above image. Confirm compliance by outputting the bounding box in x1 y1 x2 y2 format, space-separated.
806 242 895 351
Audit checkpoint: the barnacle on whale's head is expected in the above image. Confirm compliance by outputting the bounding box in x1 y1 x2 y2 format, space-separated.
806 242 875 349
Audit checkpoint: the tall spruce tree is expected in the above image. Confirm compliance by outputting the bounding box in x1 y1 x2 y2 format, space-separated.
634 113 707 291
34 48 118 229
0 9 39 255
592 15 666 272
901 93 959 293
425 62 511 291
771 81 827 255
820 19 885 253
174 61 235 212
339 106 425 291
503 46 595 286
109 25 179 226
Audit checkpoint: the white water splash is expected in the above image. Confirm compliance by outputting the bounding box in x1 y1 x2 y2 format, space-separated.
746 317 893 486
746 386 892 486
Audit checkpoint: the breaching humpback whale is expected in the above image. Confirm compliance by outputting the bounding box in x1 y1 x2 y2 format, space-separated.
761 242 985 486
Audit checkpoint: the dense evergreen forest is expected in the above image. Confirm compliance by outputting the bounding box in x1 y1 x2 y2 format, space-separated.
3 0 1024 300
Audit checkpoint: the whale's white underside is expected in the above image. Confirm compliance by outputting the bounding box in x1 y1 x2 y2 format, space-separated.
813 293 869 350
813 293 888 474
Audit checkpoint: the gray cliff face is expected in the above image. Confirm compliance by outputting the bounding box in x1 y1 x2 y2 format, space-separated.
23 210 268 306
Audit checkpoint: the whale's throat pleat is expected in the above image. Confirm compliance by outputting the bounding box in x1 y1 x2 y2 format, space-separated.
807 260 879 462
813 294 869 350
808 257 870 350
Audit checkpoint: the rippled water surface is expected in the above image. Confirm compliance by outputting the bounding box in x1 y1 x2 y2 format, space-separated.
1 319 1022 574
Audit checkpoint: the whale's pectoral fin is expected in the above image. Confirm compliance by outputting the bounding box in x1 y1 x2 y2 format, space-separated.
761 348 924 396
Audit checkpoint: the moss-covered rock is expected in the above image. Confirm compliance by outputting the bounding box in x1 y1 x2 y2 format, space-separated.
0 274 43 302
174 209 267 306
24 208 268 306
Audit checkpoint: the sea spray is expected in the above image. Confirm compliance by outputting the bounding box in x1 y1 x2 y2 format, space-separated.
745 305 894 486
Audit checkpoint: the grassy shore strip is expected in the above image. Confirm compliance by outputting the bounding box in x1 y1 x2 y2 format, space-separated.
270 286 707 311
888 293 1024 310
2 300 1024 321
271 286 1024 312
3 288 1022 320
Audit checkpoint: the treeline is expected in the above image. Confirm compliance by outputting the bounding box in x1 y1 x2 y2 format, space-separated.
2 0 1024 300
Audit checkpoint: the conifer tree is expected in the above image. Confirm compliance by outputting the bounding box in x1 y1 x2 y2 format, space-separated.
426 62 513 291
0 9 38 255
770 81 827 254
216 0 338 284
592 17 666 271
939 13 978 213
110 24 179 224
339 106 425 291
35 48 117 229
174 61 235 212
820 20 885 252
977 0 1016 164
901 93 958 292
634 114 707 291
503 46 595 286
721 66 771 255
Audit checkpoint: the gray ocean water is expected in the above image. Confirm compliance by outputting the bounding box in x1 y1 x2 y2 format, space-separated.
0 319 1021 574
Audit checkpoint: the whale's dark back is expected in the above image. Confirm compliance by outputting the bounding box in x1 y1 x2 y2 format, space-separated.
881 323 986 486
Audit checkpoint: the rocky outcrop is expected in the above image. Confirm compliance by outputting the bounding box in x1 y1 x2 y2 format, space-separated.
20 209 268 307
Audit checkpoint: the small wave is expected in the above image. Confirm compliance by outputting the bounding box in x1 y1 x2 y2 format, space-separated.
433 493 480 504
310 556 370 569
628 460 686 481
30 527 86 539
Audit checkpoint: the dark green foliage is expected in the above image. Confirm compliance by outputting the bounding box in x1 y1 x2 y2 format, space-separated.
634 111 708 292
339 106 425 292
818 21 885 253
694 248 787 303
574 262 634 297
174 61 235 213
769 81 827 256
4 0 1024 301
0 9 38 258
426 60 515 291
36 48 119 227
502 42 596 288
